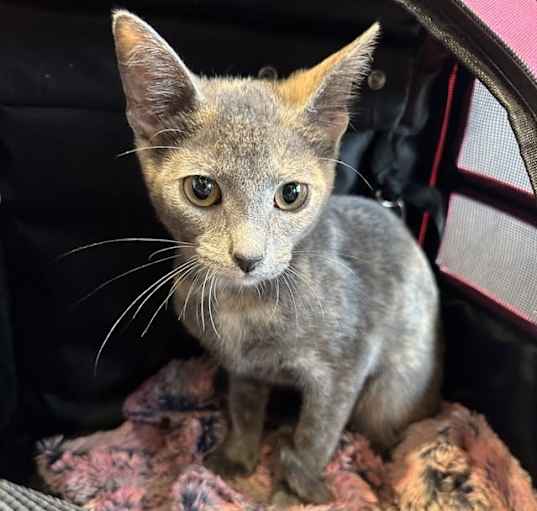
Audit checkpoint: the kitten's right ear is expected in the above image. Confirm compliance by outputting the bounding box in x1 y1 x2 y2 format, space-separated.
112 10 202 141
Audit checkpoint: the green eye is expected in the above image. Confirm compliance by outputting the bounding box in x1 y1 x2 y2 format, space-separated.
183 175 221 207
274 182 308 211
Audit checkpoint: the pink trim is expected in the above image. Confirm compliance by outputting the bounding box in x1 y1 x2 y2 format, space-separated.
463 0 537 80
419 64 459 245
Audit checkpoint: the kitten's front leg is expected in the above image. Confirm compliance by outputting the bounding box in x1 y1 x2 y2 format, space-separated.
273 373 359 505
205 375 269 477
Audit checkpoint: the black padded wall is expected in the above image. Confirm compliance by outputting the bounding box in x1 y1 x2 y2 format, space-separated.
0 0 431 483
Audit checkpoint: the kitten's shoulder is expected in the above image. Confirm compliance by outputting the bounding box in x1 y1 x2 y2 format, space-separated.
326 195 406 235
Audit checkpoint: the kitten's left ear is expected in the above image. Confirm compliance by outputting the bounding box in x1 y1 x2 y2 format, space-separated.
112 10 202 141
278 23 380 146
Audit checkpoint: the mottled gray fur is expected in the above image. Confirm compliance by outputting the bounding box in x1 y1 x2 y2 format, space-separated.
112 11 442 506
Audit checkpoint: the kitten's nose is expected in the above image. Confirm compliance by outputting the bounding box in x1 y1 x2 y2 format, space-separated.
233 254 263 273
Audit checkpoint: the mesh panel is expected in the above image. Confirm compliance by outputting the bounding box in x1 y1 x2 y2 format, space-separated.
458 80 534 195
463 0 537 81
437 194 537 327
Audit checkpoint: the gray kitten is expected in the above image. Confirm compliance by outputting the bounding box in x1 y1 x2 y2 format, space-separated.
112 11 442 506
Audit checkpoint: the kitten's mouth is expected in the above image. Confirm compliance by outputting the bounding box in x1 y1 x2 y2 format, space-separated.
222 270 275 288
194 255 287 288
200 262 280 287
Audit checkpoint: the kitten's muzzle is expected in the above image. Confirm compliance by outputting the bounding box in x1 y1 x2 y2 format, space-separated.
233 254 263 274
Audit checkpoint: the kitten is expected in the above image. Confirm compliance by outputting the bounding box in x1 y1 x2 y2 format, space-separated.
112 11 442 506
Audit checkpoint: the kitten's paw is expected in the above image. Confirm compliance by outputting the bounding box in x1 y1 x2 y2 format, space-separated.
205 444 259 479
277 446 332 505
270 488 302 509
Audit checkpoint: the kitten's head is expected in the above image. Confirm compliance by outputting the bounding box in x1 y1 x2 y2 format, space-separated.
112 11 379 286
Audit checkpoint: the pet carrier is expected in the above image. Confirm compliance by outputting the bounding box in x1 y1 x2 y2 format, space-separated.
0 0 536 508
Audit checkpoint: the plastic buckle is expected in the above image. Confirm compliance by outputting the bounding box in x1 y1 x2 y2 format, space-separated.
375 190 406 222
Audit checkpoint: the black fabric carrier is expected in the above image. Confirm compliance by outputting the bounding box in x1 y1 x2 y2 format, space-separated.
0 0 441 483
0 0 536 500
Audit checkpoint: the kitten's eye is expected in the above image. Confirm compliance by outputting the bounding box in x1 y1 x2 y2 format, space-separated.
274 182 308 211
183 175 222 207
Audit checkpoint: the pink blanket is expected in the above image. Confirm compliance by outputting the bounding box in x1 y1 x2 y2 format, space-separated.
37 359 537 510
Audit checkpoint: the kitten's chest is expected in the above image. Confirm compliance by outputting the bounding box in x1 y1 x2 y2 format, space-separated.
213 300 289 378
216 299 277 348
176 284 296 383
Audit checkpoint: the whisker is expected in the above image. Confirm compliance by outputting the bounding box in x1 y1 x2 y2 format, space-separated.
116 146 180 158
73 254 179 307
148 244 193 261
130 259 195 324
213 274 221 307
281 272 299 333
287 265 325 319
269 277 280 321
150 128 184 139
164 260 198 311
58 237 180 260
199 270 211 332
181 269 203 321
319 157 374 192
93 264 184 376
141 259 198 337
208 272 220 339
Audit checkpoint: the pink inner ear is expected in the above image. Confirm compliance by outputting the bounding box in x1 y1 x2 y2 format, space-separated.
321 110 350 143
113 13 200 140
125 105 162 141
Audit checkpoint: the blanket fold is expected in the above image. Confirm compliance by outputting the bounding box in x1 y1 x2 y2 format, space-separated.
36 359 537 510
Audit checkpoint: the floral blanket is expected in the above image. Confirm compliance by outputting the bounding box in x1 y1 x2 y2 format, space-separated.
37 359 537 510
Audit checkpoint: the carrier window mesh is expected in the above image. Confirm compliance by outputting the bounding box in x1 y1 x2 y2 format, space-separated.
437 194 537 328
463 0 537 81
458 80 534 195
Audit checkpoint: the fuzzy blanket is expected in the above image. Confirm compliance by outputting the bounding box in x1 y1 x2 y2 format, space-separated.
36 359 537 511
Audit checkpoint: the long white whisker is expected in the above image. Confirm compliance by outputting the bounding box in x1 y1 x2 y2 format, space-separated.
148 244 193 261
281 272 299 333
130 259 196 324
93 264 184 376
141 259 198 337
181 269 203 321
319 157 374 192
269 277 280 321
74 254 179 306
164 261 197 312
287 265 325 319
199 270 211 332
116 146 180 158
58 237 180 260
287 266 311 318
150 128 184 139
208 272 220 339
213 275 221 307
